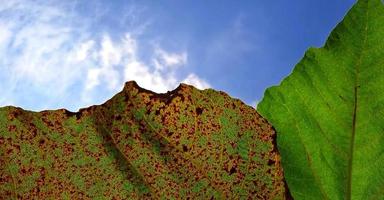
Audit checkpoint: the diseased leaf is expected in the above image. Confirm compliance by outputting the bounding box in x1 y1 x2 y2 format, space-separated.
0 81 288 199
258 0 384 199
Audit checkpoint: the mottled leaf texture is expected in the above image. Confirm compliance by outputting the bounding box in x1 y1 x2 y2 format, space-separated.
258 0 384 199
0 81 287 199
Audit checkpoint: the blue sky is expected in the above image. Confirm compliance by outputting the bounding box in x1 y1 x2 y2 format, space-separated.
0 0 355 111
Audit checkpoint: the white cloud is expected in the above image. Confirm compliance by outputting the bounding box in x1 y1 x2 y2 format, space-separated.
182 74 210 90
153 47 187 70
0 25 11 61
0 0 210 111
82 32 205 98
0 25 11 46
72 40 95 62
0 1 88 98
124 61 176 93
83 33 199 97
85 68 101 90
99 35 123 67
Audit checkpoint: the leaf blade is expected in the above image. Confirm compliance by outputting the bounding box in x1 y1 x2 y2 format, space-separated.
258 0 384 199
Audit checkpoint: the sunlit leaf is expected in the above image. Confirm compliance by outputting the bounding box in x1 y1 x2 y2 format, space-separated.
0 81 287 199
258 0 384 199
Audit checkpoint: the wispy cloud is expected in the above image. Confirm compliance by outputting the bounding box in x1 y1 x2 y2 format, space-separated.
80 33 210 105
153 47 188 70
205 13 257 67
0 0 210 111
182 74 210 90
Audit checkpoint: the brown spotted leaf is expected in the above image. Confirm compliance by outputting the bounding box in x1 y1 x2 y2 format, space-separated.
0 81 288 199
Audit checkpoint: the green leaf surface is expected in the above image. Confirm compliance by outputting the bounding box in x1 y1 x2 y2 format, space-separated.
0 81 287 199
258 0 384 199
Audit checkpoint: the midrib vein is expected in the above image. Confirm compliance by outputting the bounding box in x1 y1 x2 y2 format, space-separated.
346 2 369 200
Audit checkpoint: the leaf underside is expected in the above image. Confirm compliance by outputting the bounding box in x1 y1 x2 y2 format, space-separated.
258 0 384 199
0 81 287 199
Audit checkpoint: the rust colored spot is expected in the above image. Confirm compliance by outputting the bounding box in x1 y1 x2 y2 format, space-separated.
196 107 203 115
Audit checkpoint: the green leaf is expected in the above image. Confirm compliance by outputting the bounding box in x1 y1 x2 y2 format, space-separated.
258 0 384 199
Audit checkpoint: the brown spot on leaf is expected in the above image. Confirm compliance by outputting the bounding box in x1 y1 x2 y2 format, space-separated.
196 107 203 115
